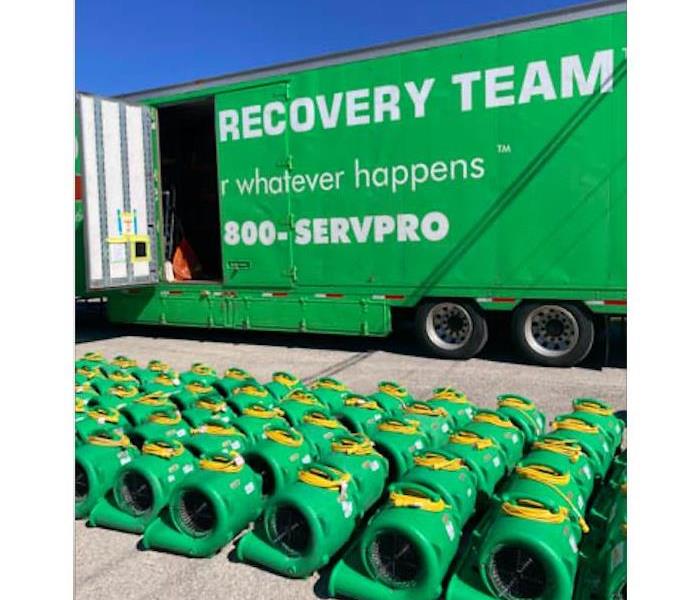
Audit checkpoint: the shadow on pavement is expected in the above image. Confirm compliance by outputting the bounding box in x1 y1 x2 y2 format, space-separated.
75 302 626 370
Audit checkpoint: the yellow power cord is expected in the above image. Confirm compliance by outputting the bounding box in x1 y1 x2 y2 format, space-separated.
273 372 300 387
414 452 465 471
192 423 243 437
265 428 304 447
344 396 381 410
87 432 131 447
449 430 494 450
331 436 376 456
515 464 590 533
149 411 182 426
236 385 269 398
552 418 600 435
302 412 343 429
501 498 568 525
87 408 120 424
147 360 170 373
312 378 348 392
574 400 613 416
112 356 137 369
224 368 250 380
109 371 138 383
474 412 516 429
532 438 583 463
110 385 139 399
142 439 185 459
405 403 449 418
377 418 420 435
498 396 540 430
75 398 86 413
200 452 244 473
154 374 177 386
137 392 170 406
298 465 351 492
191 363 215 376
242 405 284 419
81 352 104 362
77 366 101 379
186 382 214 395
286 390 322 405
389 488 449 512
196 398 227 412
431 387 469 404
378 382 407 399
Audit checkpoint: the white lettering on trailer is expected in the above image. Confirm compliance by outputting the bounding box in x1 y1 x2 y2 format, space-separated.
218 50 616 143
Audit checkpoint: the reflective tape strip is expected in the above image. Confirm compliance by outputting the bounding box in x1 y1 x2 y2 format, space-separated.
262 292 289 297
371 294 406 300
315 293 344 299
477 297 516 303
586 299 626 307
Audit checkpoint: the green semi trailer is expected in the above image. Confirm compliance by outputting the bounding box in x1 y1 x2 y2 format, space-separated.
75 0 626 367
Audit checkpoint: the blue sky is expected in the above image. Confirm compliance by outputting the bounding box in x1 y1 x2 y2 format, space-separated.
77 0 587 96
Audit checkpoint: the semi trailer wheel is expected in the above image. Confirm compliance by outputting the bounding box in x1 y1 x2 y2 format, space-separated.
512 302 594 367
415 300 488 359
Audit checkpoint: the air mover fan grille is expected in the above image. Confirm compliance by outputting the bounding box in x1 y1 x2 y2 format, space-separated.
488 545 547 600
271 504 311 556
177 490 216 535
75 463 89 503
119 471 154 516
368 531 421 588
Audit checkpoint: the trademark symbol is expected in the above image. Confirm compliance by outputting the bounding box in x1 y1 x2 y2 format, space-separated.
497 144 511 154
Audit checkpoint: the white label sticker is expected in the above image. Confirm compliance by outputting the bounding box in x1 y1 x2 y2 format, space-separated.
167 474 175 483
582 465 592 479
341 500 353 518
370 460 380 472
244 481 255 495
603 441 609 452
577 495 584 510
415 440 424 450
493 456 501 467
302 454 312 464
610 541 625 570
445 520 455 541
231 440 241 450
177 429 187 437
183 464 194 474
441 423 449 432
569 534 578 554
467 488 473 497
119 455 132 466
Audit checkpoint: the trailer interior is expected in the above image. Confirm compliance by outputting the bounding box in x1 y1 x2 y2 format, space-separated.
157 98 221 282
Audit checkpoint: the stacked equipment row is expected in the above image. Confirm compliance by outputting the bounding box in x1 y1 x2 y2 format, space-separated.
75 352 626 600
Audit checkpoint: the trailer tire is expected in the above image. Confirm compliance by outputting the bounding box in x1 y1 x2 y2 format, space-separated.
512 302 594 367
415 300 488 359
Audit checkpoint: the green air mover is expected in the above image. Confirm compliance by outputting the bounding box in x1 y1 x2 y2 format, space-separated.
75 352 107 370
120 392 177 427
466 409 526 470
88 438 197 533
179 362 219 386
548 414 616 479
496 394 547 445
444 429 508 498
75 429 140 519
75 364 107 382
328 482 462 600
170 379 224 411
181 397 237 428
401 450 478 526
141 450 264 557
236 462 365 578
445 494 587 600
244 424 316 497
214 366 257 397
110 355 140 371
334 394 387 434
76 381 99 401
402 402 454 446
295 410 350 455
279 390 329 427
233 404 289 444
586 450 627 540
265 371 305 401
369 381 413 415
425 387 476 428
127 406 190 449
91 373 141 397
572 398 625 449
185 419 251 457
309 377 350 412
575 474 627 600
227 383 276 414
367 416 430 481
322 433 389 514
91 385 142 412
526 437 597 501
132 360 176 385
143 372 183 394
75 406 130 444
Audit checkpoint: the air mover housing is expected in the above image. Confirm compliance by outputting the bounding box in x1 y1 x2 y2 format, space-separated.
496 394 547 445
425 387 476 428
75 429 140 519
309 377 350 412
334 394 386 434
170 379 224 411
236 462 362 578
127 406 190 449
142 451 263 557
369 381 413 415
214 366 257 397
132 360 176 385
402 401 455 446
234 404 289 444
185 420 250 457
548 414 616 478
120 392 177 427
181 397 236 428
466 409 526 470
279 390 329 427
295 410 351 456
179 363 218 386
87 438 197 533
75 407 130 445
227 383 276 414
572 398 625 449
265 371 305 401
367 416 430 481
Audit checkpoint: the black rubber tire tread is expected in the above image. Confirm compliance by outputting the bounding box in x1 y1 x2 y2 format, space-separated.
414 300 488 359
511 301 595 367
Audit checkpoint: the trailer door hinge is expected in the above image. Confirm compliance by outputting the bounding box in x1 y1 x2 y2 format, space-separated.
278 155 293 171
287 265 298 282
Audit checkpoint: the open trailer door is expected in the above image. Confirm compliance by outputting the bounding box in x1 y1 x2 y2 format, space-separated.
77 93 160 290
